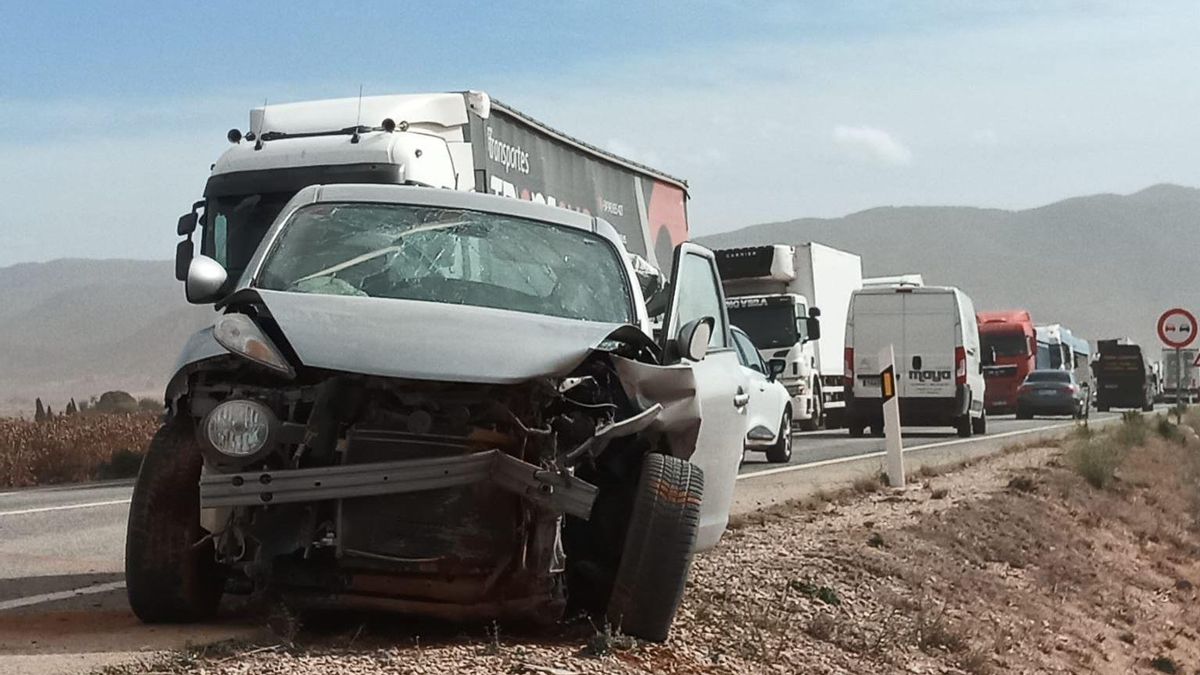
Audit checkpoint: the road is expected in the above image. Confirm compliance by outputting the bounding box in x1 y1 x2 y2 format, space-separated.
739 411 1123 476
0 411 1115 616
0 410 1128 672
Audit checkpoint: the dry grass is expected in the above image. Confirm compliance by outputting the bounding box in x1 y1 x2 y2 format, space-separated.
0 412 159 487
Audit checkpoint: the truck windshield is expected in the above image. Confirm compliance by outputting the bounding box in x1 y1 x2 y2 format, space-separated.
255 202 634 324
982 332 1029 357
728 304 798 349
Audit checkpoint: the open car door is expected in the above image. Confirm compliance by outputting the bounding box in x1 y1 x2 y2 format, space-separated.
659 242 749 550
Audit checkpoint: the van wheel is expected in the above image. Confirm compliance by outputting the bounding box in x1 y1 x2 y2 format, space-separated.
971 412 987 435
607 454 703 642
869 424 883 437
955 415 973 438
765 410 793 464
125 416 224 623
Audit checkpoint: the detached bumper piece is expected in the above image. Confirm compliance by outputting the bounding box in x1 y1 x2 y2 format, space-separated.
199 448 597 519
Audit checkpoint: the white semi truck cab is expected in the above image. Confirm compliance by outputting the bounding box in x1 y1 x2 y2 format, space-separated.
715 244 863 430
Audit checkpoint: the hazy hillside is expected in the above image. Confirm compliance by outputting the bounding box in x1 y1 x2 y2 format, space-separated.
1 185 1194 415
698 184 1200 355
0 260 214 416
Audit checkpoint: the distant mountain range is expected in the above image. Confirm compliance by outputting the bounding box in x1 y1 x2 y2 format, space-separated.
1 184 1195 416
698 184 1200 359
0 260 214 416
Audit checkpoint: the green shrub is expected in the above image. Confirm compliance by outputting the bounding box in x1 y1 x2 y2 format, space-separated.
1115 412 1148 448
1068 436 1124 489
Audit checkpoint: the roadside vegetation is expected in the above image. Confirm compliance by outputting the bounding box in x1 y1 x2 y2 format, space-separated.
0 390 160 487
100 409 1200 674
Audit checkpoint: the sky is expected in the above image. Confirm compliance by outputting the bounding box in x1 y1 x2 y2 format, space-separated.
2 0 1199 266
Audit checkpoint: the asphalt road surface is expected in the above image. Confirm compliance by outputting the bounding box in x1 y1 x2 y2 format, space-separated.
0 410 1123 620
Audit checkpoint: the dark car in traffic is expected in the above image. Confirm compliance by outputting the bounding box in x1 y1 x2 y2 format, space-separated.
1016 370 1088 419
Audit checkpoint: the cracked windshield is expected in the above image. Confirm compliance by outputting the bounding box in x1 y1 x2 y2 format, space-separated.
257 203 634 323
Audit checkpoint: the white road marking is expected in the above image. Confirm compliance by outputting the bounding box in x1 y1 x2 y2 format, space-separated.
738 420 1088 481
0 499 131 517
0 581 126 612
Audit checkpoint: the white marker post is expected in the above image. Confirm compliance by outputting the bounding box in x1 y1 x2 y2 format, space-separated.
879 345 904 488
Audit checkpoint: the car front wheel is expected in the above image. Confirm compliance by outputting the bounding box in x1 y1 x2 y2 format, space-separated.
125 416 224 623
607 453 704 642
765 410 793 463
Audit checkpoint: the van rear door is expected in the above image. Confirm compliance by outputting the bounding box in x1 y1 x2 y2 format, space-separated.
850 292 902 398
901 291 957 398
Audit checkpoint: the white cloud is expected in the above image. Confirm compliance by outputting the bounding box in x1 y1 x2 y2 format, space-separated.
832 125 913 166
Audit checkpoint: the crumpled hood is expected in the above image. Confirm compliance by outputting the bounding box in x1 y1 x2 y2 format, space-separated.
255 289 635 384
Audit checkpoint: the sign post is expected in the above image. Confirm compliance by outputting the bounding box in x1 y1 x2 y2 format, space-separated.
1157 308 1198 407
879 345 904 488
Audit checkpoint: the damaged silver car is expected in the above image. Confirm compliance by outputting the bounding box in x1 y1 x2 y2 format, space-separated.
126 185 747 642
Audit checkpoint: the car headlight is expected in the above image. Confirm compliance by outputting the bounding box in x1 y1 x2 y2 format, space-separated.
213 313 294 377
203 399 275 459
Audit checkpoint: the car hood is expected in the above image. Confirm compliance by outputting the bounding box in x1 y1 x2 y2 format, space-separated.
254 289 638 384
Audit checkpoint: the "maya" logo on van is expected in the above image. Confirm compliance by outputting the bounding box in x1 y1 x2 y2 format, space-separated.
908 369 953 383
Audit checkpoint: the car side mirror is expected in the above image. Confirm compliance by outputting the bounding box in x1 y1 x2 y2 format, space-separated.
185 255 228 304
768 359 787 381
177 211 198 236
676 317 714 362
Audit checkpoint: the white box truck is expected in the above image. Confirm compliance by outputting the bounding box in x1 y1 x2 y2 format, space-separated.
715 243 863 430
844 285 987 437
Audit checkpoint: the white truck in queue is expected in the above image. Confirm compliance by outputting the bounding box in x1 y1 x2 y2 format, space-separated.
844 284 988 438
714 243 863 430
140 91 756 642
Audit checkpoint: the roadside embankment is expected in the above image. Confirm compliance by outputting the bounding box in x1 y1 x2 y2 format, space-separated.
96 411 1200 674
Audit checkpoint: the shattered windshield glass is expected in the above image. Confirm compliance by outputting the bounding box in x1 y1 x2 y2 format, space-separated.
255 203 634 323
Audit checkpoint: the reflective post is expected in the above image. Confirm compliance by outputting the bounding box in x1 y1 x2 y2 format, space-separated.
880 345 904 488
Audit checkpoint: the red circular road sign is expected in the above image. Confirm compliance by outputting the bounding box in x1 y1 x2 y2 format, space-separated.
1158 308 1198 349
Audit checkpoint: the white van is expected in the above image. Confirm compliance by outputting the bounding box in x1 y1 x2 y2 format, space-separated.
843 285 986 437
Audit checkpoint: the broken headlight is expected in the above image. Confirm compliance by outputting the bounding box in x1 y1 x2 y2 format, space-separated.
213 313 294 377
203 399 275 459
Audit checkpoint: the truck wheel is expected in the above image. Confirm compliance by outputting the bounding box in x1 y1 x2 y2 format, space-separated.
607 453 703 642
765 410 793 463
125 416 224 623
848 424 865 438
971 411 987 435
799 388 823 432
955 415 973 438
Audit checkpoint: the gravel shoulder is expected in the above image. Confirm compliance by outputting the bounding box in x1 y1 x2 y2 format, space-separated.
98 424 1200 674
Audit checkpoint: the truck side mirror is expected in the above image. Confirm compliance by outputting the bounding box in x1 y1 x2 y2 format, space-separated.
185 255 228 304
676 317 714 362
805 316 821 342
177 211 198 236
175 239 194 281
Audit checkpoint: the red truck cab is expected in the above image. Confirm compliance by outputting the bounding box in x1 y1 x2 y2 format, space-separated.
978 310 1037 413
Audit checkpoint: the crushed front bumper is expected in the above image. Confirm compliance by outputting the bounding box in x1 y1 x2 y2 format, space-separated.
199 448 598 520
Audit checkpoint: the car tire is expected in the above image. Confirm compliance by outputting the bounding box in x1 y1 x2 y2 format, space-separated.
765 410 793 464
956 415 973 438
125 417 224 623
607 453 703 642
972 411 987 435
1016 408 1032 420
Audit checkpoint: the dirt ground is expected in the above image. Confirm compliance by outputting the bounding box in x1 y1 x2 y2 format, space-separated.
103 424 1200 674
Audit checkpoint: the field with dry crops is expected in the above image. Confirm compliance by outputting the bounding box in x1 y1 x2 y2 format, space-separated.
0 413 158 488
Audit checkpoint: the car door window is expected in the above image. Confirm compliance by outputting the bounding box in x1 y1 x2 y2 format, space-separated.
732 330 763 373
672 252 728 348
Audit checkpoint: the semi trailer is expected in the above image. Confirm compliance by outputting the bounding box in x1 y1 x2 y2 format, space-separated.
714 243 863 430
